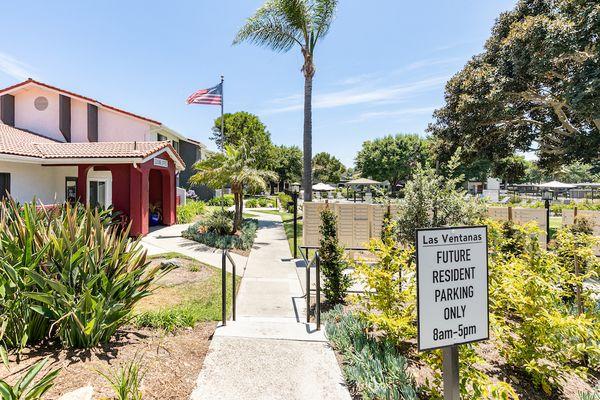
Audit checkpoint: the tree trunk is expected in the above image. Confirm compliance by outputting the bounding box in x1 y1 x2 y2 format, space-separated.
233 189 243 232
303 73 313 202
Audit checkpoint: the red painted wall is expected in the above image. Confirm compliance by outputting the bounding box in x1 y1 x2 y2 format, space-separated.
76 155 177 237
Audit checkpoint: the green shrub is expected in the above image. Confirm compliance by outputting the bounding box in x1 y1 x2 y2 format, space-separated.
0 358 60 400
277 193 294 212
352 217 416 342
177 200 206 224
0 200 171 351
245 198 260 208
319 208 351 305
205 209 235 235
324 306 418 400
207 194 234 206
396 165 485 242
182 218 258 250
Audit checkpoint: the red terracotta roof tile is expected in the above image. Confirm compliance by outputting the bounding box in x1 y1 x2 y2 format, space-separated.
0 124 185 168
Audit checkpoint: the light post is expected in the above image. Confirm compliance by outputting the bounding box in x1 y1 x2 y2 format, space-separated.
542 190 553 243
290 183 300 258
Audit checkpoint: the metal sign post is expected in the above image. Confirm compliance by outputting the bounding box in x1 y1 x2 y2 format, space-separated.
416 226 489 400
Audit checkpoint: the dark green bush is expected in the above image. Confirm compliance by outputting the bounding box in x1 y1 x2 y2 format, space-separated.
205 209 235 235
182 218 259 250
319 208 351 305
324 306 418 400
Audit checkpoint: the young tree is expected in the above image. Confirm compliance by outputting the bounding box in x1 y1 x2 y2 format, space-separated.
234 0 339 201
190 145 278 231
271 145 303 190
319 207 350 305
355 134 429 189
211 111 273 169
557 162 599 183
430 0 600 169
312 152 346 183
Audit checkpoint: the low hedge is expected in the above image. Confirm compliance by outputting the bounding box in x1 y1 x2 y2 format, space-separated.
182 218 259 250
324 306 418 400
177 200 206 223
207 194 235 207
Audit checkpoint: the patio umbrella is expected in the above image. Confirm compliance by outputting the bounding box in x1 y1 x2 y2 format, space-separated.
312 182 336 191
345 178 381 185
535 180 577 189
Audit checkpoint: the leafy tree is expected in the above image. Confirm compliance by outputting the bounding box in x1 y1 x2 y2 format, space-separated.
396 165 485 243
522 160 549 183
234 0 339 201
492 155 529 184
429 0 600 170
557 161 599 183
312 152 346 183
190 145 277 231
211 112 273 169
355 134 429 189
271 145 303 189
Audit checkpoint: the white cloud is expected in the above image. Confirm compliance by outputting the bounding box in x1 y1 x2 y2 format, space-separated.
265 75 449 114
0 52 35 80
402 57 462 72
348 106 439 123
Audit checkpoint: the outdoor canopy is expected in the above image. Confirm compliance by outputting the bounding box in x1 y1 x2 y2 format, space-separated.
312 182 336 191
535 180 577 189
345 178 381 185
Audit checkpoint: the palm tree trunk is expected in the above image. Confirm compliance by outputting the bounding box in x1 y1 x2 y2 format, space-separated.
303 73 313 202
233 190 242 232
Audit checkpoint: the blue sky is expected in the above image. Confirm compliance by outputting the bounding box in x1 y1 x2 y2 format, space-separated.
0 1 515 167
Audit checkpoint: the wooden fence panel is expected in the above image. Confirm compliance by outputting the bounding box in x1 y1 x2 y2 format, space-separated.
486 206 547 249
562 209 600 255
302 202 402 248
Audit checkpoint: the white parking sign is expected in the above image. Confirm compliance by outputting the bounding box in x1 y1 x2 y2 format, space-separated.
416 226 489 351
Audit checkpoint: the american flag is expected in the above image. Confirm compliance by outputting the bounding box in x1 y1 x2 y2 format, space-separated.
186 83 223 105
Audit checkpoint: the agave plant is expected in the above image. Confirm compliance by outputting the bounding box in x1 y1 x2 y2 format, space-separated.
0 358 60 400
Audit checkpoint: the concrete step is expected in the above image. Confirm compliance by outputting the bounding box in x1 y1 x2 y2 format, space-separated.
214 317 326 342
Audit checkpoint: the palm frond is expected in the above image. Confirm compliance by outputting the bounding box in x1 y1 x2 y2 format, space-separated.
311 0 337 48
233 0 304 52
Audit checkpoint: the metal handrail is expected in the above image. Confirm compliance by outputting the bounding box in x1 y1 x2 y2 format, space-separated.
300 245 371 331
221 249 237 326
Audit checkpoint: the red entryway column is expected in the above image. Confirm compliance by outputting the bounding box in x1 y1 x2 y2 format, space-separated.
129 165 149 236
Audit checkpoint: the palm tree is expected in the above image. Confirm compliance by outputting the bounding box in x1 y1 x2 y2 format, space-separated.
190 145 278 231
234 0 338 202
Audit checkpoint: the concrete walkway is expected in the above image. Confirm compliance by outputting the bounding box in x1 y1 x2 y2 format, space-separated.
140 222 248 276
190 212 351 400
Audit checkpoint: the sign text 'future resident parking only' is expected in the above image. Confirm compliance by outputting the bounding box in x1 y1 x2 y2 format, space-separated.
416 226 489 351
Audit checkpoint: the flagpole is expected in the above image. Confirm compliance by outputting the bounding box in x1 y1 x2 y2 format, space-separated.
220 75 225 212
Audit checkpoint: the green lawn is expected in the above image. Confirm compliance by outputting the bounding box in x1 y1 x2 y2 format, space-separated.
549 215 562 240
135 252 240 331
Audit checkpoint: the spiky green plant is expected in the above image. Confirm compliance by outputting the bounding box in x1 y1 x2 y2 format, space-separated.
0 358 60 400
0 199 173 351
97 356 145 400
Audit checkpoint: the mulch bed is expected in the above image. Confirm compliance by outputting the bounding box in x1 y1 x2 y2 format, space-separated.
2 323 215 400
1 256 219 399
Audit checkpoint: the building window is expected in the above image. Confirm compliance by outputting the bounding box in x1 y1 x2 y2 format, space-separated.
65 177 77 204
172 140 179 154
87 170 112 209
0 173 10 199
157 133 167 142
